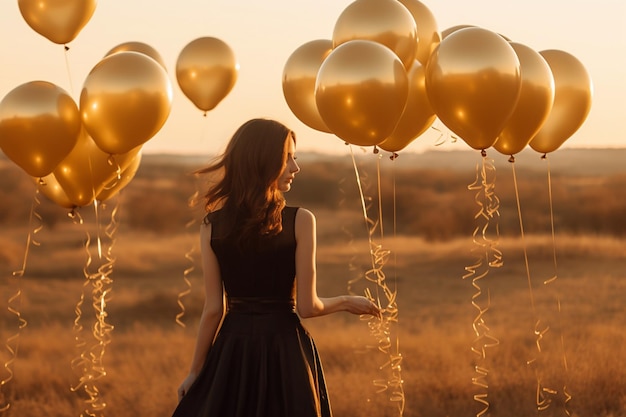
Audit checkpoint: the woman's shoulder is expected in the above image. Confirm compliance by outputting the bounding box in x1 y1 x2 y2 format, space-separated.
293 206 315 225
285 205 314 218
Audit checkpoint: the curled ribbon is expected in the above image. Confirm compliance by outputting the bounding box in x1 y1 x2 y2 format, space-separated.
176 190 200 327
462 154 502 417
1 189 42 412
347 146 405 416
430 121 459 147
70 201 117 416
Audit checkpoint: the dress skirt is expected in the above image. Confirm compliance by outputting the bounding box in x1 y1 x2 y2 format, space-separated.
171 303 332 417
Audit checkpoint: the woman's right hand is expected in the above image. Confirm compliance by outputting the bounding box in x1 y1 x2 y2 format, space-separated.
177 373 197 402
345 295 381 317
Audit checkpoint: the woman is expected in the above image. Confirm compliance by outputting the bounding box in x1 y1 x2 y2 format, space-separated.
172 118 380 417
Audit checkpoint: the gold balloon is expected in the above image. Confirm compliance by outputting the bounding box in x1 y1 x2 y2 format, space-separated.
37 174 76 209
379 60 436 152
494 43 555 156
54 127 140 207
97 151 142 202
80 51 173 155
398 0 441 65
529 50 593 154
0 81 81 178
333 0 417 70
282 39 333 133
176 37 239 113
315 40 409 147
425 27 521 151
18 0 97 45
105 41 167 71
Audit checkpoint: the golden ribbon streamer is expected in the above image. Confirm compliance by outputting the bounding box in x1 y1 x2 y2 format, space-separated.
430 122 459 147
1 189 43 412
347 146 405 416
70 201 117 416
337 158 361 303
508 155 559 411
462 154 502 417
176 190 200 327
543 154 573 415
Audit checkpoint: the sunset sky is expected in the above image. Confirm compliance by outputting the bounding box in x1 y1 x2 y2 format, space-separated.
1 0 624 157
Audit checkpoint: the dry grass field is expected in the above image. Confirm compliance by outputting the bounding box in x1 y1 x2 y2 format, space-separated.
1 149 625 417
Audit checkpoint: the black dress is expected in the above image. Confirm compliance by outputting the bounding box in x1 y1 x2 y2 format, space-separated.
171 206 332 417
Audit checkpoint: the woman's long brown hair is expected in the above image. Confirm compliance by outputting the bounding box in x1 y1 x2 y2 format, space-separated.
196 118 294 247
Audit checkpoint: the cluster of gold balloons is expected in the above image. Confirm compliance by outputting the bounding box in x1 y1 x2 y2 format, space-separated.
3 1 239 209
0 41 173 209
426 27 592 155
283 0 440 151
283 0 592 155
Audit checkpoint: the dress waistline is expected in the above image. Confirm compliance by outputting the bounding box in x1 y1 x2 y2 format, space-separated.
227 297 295 313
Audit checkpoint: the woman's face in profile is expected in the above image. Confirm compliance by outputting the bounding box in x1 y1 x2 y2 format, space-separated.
277 137 299 192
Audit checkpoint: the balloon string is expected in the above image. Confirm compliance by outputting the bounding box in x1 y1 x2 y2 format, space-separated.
509 156 558 411
87 156 103 261
348 146 405 416
339 173 360 297
63 46 75 96
176 191 200 327
462 155 501 417
13 188 43 276
0 190 42 411
543 154 573 415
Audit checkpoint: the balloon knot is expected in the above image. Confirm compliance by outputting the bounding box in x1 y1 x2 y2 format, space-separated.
481 149 487 157
373 146 379 154
390 153 399 161
508 155 515 163
64 45 70 51
203 112 207 118
541 153 547 160
38 177 46 185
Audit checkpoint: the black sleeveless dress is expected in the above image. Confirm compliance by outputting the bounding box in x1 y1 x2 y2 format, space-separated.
171 206 332 417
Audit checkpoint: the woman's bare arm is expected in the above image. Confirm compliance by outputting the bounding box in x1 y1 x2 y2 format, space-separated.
177 222 224 400
294 208 380 318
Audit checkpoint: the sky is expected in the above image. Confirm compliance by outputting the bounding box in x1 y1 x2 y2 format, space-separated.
1 0 625 157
